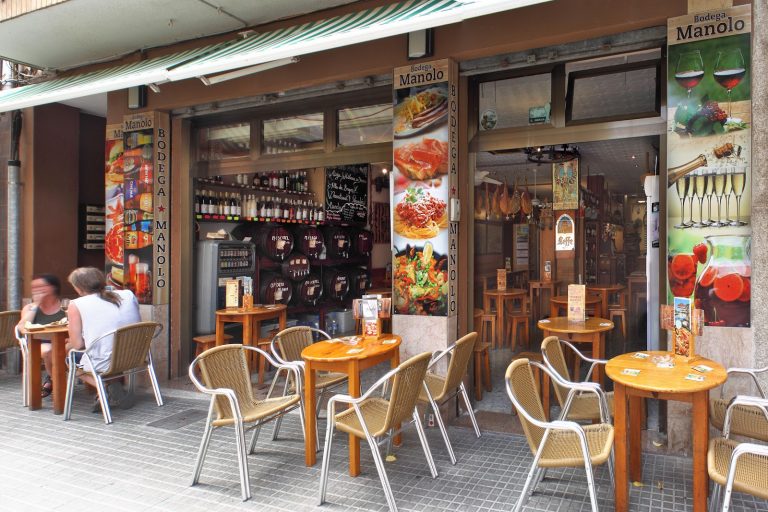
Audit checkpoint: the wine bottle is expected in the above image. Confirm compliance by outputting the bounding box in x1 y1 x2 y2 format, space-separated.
668 154 707 186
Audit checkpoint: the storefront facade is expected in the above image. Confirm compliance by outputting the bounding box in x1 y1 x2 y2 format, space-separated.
2 0 763 453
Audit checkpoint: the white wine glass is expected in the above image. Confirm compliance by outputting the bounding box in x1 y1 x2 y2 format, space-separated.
693 171 707 228
60 298 71 314
674 177 689 229
730 169 747 226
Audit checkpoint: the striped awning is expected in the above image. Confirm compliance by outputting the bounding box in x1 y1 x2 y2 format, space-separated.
0 0 549 113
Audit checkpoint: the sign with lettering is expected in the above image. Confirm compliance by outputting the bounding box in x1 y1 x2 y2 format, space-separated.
666 5 751 328
118 111 170 305
324 164 368 224
392 58 457 317
555 214 576 251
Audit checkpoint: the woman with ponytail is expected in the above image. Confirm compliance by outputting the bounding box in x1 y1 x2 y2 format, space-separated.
66 267 141 412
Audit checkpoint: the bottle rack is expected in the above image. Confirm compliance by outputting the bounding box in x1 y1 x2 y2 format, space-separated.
195 213 324 225
197 177 315 197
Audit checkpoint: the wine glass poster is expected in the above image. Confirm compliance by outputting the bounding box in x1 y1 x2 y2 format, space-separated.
666 5 751 328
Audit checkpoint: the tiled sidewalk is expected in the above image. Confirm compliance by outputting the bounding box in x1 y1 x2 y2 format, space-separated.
0 370 765 512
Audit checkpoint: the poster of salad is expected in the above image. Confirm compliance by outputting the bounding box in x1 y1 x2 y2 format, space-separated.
391 59 457 316
666 5 751 327
104 124 125 289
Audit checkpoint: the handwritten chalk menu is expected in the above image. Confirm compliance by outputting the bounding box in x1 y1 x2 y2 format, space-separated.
325 164 368 224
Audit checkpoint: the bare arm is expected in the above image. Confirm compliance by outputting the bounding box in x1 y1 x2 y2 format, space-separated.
66 303 85 351
16 303 37 331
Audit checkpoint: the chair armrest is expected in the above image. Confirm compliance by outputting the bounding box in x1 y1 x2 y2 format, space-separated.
242 345 303 395
532 360 610 422
187 358 244 421
428 346 453 368
557 339 608 381
721 367 768 399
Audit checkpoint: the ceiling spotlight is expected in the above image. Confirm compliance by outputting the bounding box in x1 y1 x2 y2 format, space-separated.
381 167 389 175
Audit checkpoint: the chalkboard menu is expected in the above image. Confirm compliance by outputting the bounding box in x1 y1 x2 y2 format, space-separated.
325 164 368 224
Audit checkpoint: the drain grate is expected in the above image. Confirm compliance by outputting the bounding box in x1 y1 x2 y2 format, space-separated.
147 408 207 430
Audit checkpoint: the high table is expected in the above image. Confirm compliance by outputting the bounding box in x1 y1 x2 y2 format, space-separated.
549 294 604 319
483 288 527 348
606 351 726 512
586 284 625 322
23 325 69 414
537 317 613 386
215 305 287 384
302 335 402 476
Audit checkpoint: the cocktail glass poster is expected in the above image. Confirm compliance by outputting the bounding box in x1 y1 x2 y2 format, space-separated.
391 59 457 316
666 5 751 327
552 159 578 210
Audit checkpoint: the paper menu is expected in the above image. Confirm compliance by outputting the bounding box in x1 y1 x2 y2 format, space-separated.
225 279 239 308
568 284 586 322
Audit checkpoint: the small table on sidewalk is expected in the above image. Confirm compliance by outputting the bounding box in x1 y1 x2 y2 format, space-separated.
302 335 401 476
215 305 287 384
23 325 69 415
549 294 604 319
483 288 527 347
537 317 613 386
606 351 726 512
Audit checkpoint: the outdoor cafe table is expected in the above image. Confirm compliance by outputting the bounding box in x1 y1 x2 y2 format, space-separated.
537 317 613 386
215 305 287 384
22 324 69 414
483 288 526 347
549 294 604 319
302 335 402 476
606 351 727 512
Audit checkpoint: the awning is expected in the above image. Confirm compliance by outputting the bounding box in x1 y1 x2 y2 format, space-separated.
0 0 549 113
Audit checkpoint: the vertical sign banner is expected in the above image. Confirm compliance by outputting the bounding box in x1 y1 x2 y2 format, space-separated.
391 59 456 316
667 5 751 328
104 124 125 288
121 112 170 305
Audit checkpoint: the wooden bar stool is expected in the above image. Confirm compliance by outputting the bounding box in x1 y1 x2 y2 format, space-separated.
510 351 550 420
193 333 232 357
505 297 530 350
608 290 628 341
473 340 492 401
475 308 496 348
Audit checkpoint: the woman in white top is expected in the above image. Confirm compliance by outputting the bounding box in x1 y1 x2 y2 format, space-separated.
66 267 141 411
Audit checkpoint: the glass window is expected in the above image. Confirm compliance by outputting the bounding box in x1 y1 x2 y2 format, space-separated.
197 122 250 160
478 74 551 130
262 113 324 154
338 104 392 146
568 65 658 122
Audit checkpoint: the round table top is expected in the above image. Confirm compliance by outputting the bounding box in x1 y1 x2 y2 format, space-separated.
216 305 287 316
302 335 402 362
606 351 727 393
537 317 614 334
483 288 527 297
587 284 626 292
529 280 560 286
549 295 602 305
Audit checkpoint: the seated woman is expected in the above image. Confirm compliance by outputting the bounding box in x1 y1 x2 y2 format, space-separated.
16 274 66 397
65 267 141 412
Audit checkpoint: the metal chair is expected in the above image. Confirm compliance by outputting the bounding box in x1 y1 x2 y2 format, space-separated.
708 395 768 512
319 351 437 512
268 326 347 444
710 365 768 442
541 336 614 422
64 321 164 424
417 332 480 464
189 344 305 502
505 358 614 512
0 311 23 404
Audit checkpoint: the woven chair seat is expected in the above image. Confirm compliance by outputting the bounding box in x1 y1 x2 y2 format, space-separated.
708 438 768 499
562 391 615 421
710 398 768 442
212 394 300 427
537 423 614 468
418 372 447 403
334 397 390 438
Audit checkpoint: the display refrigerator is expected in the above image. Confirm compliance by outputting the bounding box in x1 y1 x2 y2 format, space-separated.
195 240 256 333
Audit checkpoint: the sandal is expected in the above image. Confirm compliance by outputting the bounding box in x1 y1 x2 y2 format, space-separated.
41 376 52 398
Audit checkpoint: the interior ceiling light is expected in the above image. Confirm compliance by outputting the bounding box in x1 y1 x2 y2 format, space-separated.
525 144 579 164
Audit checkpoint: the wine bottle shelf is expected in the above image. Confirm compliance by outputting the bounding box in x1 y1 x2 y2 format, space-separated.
197 178 315 197
195 214 324 225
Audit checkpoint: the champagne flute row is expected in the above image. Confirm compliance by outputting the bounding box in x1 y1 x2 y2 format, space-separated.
674 167 747 229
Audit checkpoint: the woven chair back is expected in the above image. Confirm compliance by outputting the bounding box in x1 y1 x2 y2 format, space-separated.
506 358 547 454
197 344 255 421
275 326 316 362
441 332 477 394
383 351 432 432
102 322 160 377
0 311 21 350
541 335 571 406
